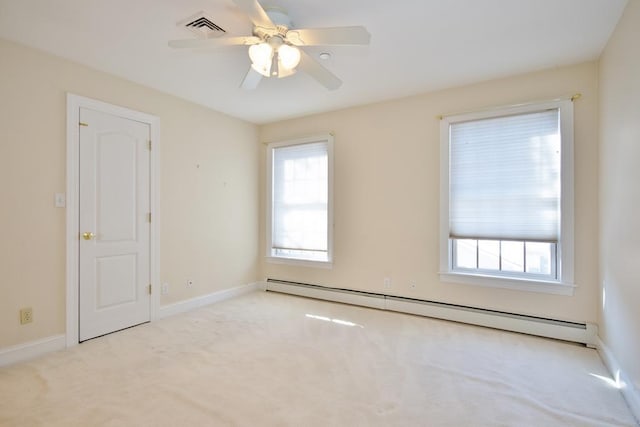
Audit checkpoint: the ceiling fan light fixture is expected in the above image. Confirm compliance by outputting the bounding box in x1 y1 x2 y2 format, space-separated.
248 42 273 77
270 53 279 76
170 0 371 90
278 44 301 70
248 40 300 79
276 58 297 78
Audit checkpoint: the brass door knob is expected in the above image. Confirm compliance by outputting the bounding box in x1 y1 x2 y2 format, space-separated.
82 232 95 240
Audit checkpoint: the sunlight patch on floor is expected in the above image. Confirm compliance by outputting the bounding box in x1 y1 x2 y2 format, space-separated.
306 313 364 328
590 371 623 389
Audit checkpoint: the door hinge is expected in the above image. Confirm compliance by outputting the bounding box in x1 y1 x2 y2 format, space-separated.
147 212 152 223
148 140 152 150
148 284 152 295
79 122 88 127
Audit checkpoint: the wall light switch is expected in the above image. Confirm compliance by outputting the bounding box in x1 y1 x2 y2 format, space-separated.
55 193 66 208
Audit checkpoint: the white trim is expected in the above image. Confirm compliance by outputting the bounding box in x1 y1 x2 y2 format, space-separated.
0 284 257 366
0 334 66 367
265 133 334 267
439 272 576 296
385 298 595 345
439 118 452 274
558 100 575 285
159 283 260 319
265 256 333 269
439 99 575 294
149 109 161 323
265 281 386 310
65 94 161 347
264 280 596 346
437 93 580 120
596 337 640 423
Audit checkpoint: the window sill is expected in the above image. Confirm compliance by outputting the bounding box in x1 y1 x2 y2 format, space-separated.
439 271 575 296
266 256 333 269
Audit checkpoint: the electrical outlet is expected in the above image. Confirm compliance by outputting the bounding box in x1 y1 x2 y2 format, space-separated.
187 279 194 288
409 281 417 289
20 307 33 324
162 283 169 295
383 277 392 289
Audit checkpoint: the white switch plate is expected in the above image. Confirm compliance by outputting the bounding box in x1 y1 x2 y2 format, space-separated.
55 193 66 208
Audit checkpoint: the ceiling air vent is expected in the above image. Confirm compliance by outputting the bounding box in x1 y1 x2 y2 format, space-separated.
178 11 225 38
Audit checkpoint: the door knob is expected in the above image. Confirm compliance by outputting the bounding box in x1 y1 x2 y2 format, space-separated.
82 232 95 240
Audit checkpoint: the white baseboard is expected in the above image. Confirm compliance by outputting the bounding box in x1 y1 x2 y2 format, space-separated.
386 298 597 345
0 334 66 367
264 279 597 346
264 280 386 310
159 282 260 319
596 337 640 423
0 283 259 367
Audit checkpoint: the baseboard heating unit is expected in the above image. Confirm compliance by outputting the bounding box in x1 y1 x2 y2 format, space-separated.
264 279 597 347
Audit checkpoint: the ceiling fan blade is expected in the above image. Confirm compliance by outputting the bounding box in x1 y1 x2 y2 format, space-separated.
233 0 275 29
287 26 371 46
240 66 263 90
298 50 342 90
168 36 260 49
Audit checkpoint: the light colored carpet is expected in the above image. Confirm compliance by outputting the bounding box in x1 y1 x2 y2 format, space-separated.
0 291 637 426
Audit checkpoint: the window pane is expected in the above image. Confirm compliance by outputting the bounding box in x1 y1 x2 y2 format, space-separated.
272 142 328 252
455 239 477 269
478 240 500 270
525 242 552 275
501 241 524 272
449 109 561 241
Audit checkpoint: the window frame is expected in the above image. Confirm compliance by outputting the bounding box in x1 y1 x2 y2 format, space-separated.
266 133 334 268
439 99 575 295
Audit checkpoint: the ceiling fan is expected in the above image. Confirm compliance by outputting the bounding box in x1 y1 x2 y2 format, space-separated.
168 0 371 90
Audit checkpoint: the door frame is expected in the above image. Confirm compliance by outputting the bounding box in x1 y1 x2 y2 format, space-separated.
65 94 160 347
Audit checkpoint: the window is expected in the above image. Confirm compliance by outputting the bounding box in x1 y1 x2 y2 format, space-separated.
439 100 575 295
266 134 333 266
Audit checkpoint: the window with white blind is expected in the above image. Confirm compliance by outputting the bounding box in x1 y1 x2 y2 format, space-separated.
439 100 575 295
266 134 333 266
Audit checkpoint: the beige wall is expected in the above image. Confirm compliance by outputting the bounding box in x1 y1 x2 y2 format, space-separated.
599 0 640 403
0 39 259 348
259 62 600 323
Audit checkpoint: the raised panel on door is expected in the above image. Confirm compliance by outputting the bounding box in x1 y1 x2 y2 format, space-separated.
95 254 138 309
96 133 138 242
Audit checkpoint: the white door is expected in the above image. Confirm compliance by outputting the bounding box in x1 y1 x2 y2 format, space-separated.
79 107 151 341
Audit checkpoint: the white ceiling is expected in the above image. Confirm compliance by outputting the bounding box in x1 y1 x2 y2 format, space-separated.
0 0 628 124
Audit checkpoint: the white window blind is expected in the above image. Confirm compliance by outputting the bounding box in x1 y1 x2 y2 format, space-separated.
272 141 328 253
449 109 561 242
